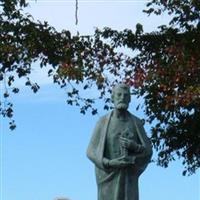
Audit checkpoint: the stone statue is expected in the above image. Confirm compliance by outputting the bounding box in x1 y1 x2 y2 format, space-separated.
87 83 152 200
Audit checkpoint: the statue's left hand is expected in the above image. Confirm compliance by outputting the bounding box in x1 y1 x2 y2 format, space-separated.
120 136 134 149
120 136 145 153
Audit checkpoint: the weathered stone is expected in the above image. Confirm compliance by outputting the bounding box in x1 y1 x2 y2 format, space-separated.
87 83 152 200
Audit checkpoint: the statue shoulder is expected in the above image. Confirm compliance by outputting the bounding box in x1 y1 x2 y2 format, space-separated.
95 112 111 126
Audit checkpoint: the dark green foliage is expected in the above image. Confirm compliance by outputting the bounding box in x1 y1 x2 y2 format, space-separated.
0 0 199 175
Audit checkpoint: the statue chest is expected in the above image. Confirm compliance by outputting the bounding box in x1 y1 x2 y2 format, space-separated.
104 117 138 159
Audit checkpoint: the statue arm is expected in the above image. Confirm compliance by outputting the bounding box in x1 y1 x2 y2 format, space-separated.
138 120 152 157
102 156 135 169
102 157 110 168
133 118 153 175
87 118 105 169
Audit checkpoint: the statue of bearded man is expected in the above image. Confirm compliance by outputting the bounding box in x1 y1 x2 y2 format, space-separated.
87 83 152 200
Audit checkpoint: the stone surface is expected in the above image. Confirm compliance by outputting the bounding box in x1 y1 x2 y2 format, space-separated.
87 83 152 200
54 197 70 200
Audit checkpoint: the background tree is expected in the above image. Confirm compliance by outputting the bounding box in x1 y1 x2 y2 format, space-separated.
0 0 124 128
1 0 199 175
96 0 200 175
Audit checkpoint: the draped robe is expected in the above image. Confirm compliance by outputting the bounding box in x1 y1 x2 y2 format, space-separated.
87 111 152 200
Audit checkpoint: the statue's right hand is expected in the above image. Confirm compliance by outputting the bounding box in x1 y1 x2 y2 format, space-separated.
109 156 133 168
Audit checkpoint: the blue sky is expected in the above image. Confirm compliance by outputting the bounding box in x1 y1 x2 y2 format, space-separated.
1 1 199 200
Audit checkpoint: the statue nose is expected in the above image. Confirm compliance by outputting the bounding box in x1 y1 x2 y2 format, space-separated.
121 95 126 100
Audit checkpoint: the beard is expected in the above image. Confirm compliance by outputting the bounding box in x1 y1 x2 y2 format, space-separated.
116 102 128 110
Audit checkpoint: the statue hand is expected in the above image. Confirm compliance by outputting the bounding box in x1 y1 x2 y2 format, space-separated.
120 136 134 149
120 136 145 153
109 156 134 168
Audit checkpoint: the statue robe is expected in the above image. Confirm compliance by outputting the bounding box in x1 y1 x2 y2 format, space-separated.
87 111 152 200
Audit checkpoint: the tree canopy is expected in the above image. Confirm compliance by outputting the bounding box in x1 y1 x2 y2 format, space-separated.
1 0 200 175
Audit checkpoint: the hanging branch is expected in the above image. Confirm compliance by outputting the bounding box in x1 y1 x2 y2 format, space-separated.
75 0 78 25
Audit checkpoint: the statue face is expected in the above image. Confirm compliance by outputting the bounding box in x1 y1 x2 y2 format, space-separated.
112 86 130 110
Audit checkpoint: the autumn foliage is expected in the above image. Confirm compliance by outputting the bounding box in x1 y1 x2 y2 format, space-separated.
0 0 200 175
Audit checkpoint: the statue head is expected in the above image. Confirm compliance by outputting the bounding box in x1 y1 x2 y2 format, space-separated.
111 83 131 110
